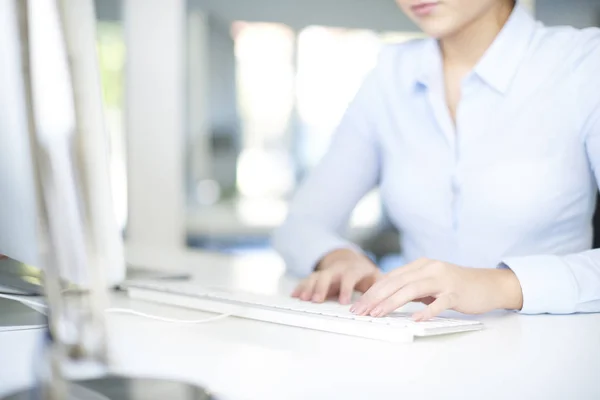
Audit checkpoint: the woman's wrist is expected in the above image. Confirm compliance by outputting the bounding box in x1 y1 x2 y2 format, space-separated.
493 268 524 311
317 248 365 271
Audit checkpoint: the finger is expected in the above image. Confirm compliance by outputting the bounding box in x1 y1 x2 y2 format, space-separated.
292 276 315 298
339 270 364 305
312 270 336 303
412 295 453 321
352 269 427 315
353 258 433 311
299 275 318 301
291 280 307 298
370 279 439 317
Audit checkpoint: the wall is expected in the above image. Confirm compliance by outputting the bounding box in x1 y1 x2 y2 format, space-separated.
537 0 600 28
95 0 120 21
188 0 415 32
97 0 416 32
205 14 240 194
97 1 600 31
191 0 600 31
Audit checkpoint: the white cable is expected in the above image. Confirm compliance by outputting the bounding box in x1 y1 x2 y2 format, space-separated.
0 293 48 309
0 293 231 325
105 308 232 324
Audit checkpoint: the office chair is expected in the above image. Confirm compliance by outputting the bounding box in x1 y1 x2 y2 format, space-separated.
594 194 600 249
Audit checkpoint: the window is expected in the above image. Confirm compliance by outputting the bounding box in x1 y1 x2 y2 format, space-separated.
233 22 296 200
231 23 423 202
230 24 422 230
97 21 127 231
185 15 422 252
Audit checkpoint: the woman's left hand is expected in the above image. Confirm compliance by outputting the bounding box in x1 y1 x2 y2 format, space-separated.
350 258 524 321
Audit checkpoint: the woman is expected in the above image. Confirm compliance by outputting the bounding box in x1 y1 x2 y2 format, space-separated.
272 0 600 321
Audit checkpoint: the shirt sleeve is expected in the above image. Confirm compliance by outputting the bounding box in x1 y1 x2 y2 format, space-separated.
272 68 384 277
501 30 600 314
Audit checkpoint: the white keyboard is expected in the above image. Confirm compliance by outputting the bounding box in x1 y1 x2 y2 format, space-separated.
125 281 484 343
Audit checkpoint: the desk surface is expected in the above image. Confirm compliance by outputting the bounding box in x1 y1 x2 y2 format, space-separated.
2 250 600 400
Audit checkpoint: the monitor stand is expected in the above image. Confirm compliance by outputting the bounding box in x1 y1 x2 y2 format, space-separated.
0 257 44 295
0 296 46 332
2 375 216 399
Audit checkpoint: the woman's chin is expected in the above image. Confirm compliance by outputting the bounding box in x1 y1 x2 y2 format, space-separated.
418 21 460 39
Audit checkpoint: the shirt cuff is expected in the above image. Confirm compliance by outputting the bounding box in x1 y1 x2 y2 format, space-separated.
500 255 579 314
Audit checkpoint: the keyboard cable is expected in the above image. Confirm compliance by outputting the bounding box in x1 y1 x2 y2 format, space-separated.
104 308 232 324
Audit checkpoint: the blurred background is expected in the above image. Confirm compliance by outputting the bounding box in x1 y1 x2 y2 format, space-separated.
93 0 600 269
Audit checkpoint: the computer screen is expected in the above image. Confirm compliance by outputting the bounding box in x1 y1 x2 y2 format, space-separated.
0 0 126 294
0 0 41 271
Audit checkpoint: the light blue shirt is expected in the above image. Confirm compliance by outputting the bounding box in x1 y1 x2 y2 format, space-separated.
273 5 600 315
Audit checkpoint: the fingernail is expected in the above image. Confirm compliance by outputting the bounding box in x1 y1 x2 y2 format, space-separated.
349 304 356 312
353 305 366 315
340 296 350 305
300 293 310 301
412 313 423 322
312 294 321 303
370 308 381 317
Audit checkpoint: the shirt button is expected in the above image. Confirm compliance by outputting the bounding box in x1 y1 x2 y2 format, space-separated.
462 75 478 95
451 178 460 194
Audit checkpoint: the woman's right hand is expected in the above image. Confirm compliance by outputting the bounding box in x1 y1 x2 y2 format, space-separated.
291 249 381 305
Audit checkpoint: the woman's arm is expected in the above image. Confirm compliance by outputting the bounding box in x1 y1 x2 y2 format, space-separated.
501 32 600 314
503 38 600 314
352 33 600 320
272 71 382 277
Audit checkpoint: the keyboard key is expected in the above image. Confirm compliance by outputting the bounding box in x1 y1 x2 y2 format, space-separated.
271 300 300 310
293 303 326 313
388 311 413 318
329 311 356 320
370 318 393 325
317 309 343 317
351 315 375 323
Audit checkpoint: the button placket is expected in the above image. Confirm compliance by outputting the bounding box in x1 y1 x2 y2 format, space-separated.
451 76 476 232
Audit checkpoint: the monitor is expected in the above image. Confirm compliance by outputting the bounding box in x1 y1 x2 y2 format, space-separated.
0 0 130 294
0 0 43 294
0 0 187 295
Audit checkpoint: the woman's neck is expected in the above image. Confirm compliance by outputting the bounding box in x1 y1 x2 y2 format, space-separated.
440 0 515 69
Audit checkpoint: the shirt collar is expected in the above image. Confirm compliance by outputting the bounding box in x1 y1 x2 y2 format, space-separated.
415 38 441 89
415 3 538 94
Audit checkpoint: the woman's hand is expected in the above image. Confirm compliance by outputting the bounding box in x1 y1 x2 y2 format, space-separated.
350 258 523 321
292 249 381 305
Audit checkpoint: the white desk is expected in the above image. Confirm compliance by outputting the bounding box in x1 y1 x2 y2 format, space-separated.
2 250 600 400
